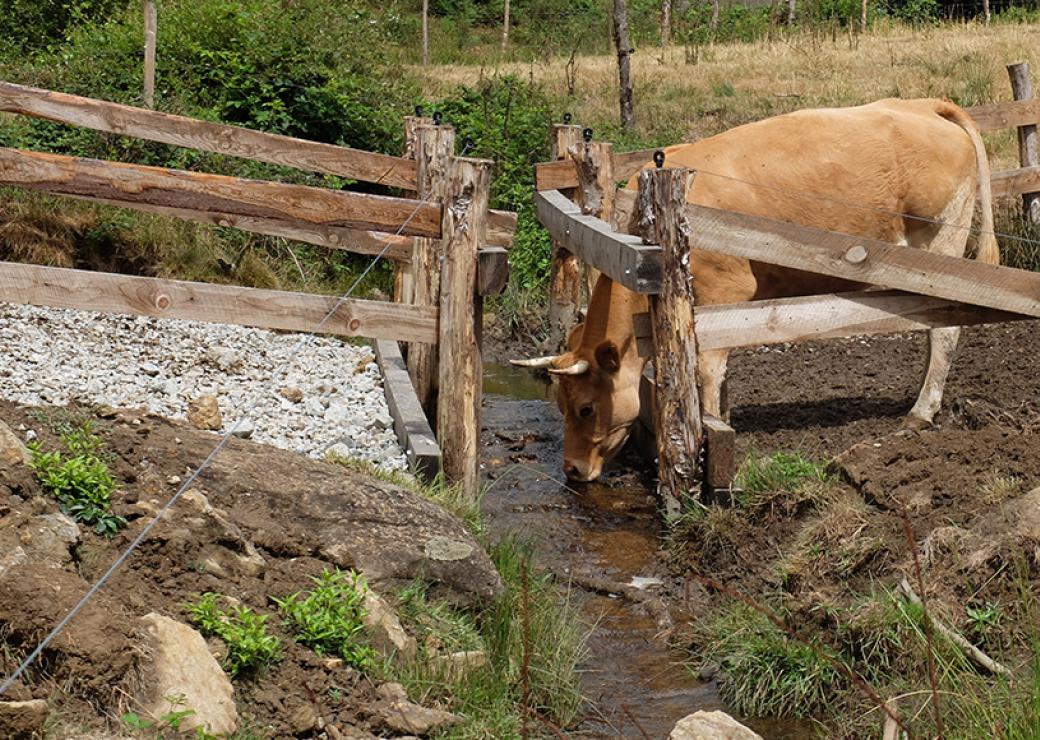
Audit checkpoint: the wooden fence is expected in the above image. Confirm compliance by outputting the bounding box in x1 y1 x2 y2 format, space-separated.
0 81 516 499
534 63 1040 515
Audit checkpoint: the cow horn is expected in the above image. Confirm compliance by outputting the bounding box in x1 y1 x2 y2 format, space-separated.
548 360 590 376
509 355 559 369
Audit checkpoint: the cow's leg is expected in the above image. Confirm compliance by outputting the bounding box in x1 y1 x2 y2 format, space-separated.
908 326 961 425
698 349 730 421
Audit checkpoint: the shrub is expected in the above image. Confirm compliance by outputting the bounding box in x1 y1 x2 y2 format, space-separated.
28 421 126 536
275 568 375 669
185 592 282 677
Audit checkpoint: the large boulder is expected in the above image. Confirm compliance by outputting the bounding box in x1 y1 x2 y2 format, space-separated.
135 613 238 736
670 711 763 740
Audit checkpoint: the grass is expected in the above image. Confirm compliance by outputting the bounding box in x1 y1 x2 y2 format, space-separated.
734 451 834 515
184 593 282 678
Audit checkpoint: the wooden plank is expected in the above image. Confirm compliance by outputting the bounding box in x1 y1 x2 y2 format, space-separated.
571 140 614 296
967 98 1040 132
703 414 736 490
991 166 1040 199
437 157 491 500
488 209 517 248
0 80 418 189
0 147 441 238
694 289 1027 352
547 124 584 353
642 167 702 516
395 115 431 303
613 148 657 180
685 203 1040 318
62 193 415 261
535 189 661 293
374 339 441 479
0 261 439 343
1008 62 1040 222
535 147 656 190
142 1 157 108
477 246 509 296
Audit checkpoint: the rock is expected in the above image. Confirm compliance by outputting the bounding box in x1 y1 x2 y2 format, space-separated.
429 650 487 681
376 682 409 703
203 348 244 373
670 711 763 740
355 354 376 374
374 684 460 735
140 362 161 377
22 512 80 567
136 613 238 736
230 419 255 439
280 386 305 403
289 702 320 734
0 419 30 466
697 662 721 681
363 589 417 661
0 699 49 738
153 490 266 577
187 396 222 431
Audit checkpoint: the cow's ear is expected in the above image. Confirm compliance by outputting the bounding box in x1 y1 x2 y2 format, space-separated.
594 340 621 373
566 322 584 351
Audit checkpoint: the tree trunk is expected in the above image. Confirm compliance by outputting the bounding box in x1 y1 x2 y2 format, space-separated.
982 0 990 24
612 0 636 130
143 0 156 108
710 0 720 33
1008 62 1039 223
422 0 430 65
660 0 672 45
501 0 510 52
786 0 795 24
860 0 868 32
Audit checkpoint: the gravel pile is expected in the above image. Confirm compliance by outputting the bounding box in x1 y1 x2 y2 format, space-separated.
0 302 407 471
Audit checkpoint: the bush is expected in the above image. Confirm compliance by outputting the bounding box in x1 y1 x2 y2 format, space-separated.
0 0 127 55
186 592 282 676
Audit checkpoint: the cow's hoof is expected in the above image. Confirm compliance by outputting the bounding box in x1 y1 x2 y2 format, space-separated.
902 414 933 432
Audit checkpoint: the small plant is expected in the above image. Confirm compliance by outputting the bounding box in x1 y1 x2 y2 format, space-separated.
185 593 282 677
275 568 375 669
121 693 219 738
966 602 1002 638
735 451 834 513
28 421 126 536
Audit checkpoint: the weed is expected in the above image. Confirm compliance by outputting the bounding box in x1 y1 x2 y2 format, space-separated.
185 593 282 677
396 579 484 657
121 693 220 738
735 451 833 514
28 421 126 536
966 601 1002 638
275 568 375 670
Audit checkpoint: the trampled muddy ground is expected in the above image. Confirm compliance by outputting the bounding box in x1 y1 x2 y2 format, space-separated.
480 319 1040 737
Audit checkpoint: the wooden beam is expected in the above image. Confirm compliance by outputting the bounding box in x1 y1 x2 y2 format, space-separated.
546 123 583 354
477 246 510 296
614 148 658 180
142 1 156 108
438 157 491 500
992 166 1040 199
695 289 1027 352
967 98 1040 132
1007 62 1040 222
534 147 656 190
0 147 441 238
570 139 615 296
535 189 661 293
0 80 418 189
374 339 441 479
702 415 736 490
0 261 439 343
488 209 517 248
642 167 702 516
395 115 431 303
685 203 1040 318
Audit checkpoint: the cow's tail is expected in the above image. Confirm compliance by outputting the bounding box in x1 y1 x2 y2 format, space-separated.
936 101 1000 265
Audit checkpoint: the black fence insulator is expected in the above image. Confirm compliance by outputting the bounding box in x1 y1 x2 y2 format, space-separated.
582 127 593 142
433 111 443 126
653 150 666 168
415 105 424 117
460 136 474 156
563 112 572 124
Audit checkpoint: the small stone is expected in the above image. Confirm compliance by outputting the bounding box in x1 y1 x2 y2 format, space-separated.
140 362 161 376
0 699 49 738
280 386 305 403
0 420 31 466
289 703 320 734
363 588 417 662
670 710 762 740
167 475 182 485
355 354 376 374
187 396 222 431
698 662 721 681
429 650 487 681
230 419 255 439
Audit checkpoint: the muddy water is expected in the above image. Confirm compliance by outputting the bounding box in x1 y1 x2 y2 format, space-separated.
481 363 724 737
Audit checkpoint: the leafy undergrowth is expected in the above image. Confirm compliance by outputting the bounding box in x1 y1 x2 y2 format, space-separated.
185 593 283 678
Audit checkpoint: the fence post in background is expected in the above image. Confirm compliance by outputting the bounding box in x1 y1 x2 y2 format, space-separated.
422 0 430 65
408 123 456 414
438 157 492 500
546 121 584 353
1008 62 1039 224
143 0 157 108
639 164 702 518
395 113 434 306
570 134 614 300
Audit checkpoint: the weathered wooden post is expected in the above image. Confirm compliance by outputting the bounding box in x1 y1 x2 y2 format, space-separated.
1008 62 1039 224
639 161 702 517
546 120 584 353
408 123 456 414
438 157 492 500
143 0 157 108
570 132 614 299
394 111 434 306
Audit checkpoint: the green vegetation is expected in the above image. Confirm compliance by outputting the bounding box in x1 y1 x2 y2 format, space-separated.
121 693 218 738
185 593 283 677
275 568 376 669
27 421 126 536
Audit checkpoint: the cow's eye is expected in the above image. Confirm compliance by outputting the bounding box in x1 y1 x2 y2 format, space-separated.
579 405 594 419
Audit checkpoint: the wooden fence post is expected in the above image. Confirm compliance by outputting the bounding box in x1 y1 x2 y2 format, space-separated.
612 0 636 130
408 124 456 414
1008 62 1039 224
571 137 615 299
394 113 433 306
639 166 701 518
438 157 492 500
143 0 157 108
546 122 584 352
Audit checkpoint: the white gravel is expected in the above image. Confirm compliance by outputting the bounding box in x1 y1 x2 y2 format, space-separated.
0 302 408 471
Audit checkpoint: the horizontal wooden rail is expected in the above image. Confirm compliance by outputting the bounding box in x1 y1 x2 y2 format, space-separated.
686 204 1040 318
694 289 1028 352
488 209 517 248
535 147 656 191
0 80 418 189
534 189 661 293
0 147 442 238
0 261 439 343
967 99 1040 132
992 165 1040 199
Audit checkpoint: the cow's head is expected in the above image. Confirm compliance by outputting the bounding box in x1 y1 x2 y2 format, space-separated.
512 323 645 482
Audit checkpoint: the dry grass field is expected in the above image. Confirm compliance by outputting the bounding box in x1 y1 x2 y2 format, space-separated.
418 20 1040 170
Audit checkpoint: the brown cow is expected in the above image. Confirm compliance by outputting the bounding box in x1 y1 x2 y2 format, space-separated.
515 98 998 482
